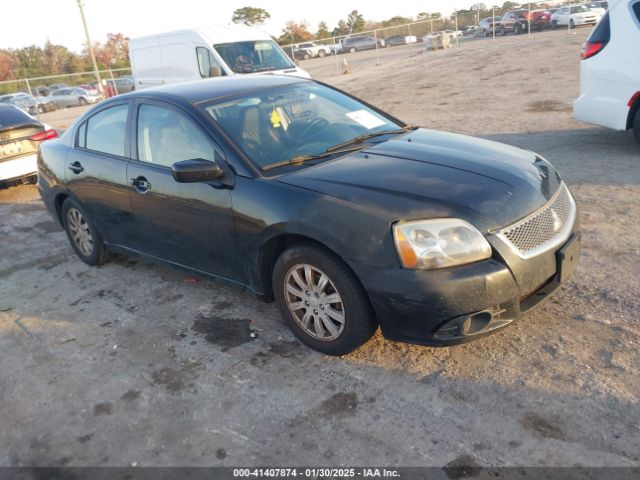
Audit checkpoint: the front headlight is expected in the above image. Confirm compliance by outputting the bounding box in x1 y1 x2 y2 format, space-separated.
393 219 492 270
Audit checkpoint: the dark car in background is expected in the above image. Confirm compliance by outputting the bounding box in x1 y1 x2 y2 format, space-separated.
341 35 385 53
384 35 414 46
0 104 57 186
109 76 135 94
38 76 580 356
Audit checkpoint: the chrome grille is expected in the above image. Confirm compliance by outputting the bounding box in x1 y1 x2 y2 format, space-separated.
498 183 576 259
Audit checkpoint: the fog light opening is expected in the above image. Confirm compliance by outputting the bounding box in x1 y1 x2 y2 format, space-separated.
460 311 493 335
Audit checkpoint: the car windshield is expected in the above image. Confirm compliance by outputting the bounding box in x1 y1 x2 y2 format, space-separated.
203 82 401 170
214 40 294 74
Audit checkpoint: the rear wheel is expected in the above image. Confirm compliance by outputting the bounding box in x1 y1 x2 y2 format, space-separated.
273 243 377 356
79 97 88 106
62 198 111 266
633 108 640 145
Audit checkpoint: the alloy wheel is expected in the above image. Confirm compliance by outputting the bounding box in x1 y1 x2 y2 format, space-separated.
67 207 94 257
284 263 345 341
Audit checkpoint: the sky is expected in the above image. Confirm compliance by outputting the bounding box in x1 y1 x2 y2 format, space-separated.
1 0 477 52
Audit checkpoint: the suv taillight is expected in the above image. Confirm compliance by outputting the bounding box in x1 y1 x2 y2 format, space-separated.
30 129 58 141
581 41 605 59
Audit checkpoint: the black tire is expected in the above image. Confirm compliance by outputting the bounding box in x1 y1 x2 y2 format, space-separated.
552 20 558 29
514 23 521 34
62 198 111 266
273 243 377 356
570 19 575 29
633 108 640 145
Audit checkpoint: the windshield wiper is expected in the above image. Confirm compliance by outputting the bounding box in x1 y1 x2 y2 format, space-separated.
325 125 418 153
261 145 365 172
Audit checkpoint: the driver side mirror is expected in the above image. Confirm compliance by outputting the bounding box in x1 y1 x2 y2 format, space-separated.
171 158 224 183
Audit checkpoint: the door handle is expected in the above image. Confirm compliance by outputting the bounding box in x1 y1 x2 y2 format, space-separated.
68 161 84 174
130 176 152 192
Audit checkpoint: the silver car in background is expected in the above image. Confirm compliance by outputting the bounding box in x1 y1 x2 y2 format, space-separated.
51 87 100 108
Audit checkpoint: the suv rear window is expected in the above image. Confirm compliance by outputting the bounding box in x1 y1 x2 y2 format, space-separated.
587 11 610 42
0 105 34 128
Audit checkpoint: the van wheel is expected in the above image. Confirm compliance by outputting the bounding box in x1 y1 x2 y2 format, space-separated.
273 243 377 356
62 198 111 266
633 109 640 145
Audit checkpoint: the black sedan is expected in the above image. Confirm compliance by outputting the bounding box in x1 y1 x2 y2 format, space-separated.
38 76 580 355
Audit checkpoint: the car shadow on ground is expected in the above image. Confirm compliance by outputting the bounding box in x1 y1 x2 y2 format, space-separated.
483 127 639 186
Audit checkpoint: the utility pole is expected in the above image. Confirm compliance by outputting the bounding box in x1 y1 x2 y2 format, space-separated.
76 0 103 96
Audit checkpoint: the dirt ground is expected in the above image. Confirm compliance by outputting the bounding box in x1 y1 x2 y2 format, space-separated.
1 29 639 468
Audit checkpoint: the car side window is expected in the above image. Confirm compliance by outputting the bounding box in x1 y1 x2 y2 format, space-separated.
137 104 215 168
196 47 226 78
84 104 129 157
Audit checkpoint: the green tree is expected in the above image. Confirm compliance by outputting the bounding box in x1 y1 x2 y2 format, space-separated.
502 1 518 9
315 21 330 40
346 10 366 32
232 6 271 26
381 16 413 27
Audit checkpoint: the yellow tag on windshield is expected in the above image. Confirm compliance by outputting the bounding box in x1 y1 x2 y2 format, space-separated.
270 109 281 128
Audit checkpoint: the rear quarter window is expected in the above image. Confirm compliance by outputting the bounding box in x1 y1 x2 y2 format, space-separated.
84 104 128 157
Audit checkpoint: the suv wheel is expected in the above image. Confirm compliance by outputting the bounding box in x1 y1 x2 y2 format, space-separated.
514 23 521 34
273 244 377 356
62 198 111 266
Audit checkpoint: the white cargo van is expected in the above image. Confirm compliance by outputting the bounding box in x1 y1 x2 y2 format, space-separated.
129 25 310 89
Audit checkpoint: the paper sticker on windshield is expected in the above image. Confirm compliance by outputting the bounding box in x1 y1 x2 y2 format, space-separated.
345 109 386 129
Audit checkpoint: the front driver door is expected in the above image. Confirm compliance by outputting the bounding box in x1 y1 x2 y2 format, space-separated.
126 100 241 282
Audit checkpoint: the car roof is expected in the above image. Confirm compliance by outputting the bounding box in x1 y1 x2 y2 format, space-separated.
120 75 310 105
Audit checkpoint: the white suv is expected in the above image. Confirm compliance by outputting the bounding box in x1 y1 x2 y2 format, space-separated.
573 0 640 143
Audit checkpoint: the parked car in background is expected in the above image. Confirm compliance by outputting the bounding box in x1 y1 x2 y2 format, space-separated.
529 9 554 30
48 83 67 92
0 93 37 115
0 104 57 186
51 87 100 107
582 2 607 15
384 35 417 46
36 96 57 113
500 9 530 34
341 35 385 53
35 86 51 97
551 5 600 28
442 29 464 39
476 16 502 36
38 75 580 355
463 25 478 35
574 0 640 144
293 42 331 59
109 76 135 94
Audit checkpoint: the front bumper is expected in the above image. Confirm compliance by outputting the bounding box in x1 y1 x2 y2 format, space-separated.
0 153 38 182
350 228 581 346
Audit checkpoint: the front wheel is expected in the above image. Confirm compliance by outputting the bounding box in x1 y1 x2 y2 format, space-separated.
318 49 326 57
62 198 111 266
273 244 377 356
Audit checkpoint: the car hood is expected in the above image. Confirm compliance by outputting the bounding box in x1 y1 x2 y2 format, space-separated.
276 128 562 232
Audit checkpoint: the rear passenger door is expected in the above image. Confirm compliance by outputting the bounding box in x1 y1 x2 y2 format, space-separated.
66 101 135 246
126 100 241 280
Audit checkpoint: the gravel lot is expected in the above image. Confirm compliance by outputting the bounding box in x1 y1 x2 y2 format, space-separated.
1 29 639 468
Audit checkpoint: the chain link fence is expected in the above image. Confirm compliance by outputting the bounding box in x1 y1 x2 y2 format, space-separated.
0 67 132 97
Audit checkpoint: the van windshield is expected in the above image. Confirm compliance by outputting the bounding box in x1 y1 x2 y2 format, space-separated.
214 40 295 74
